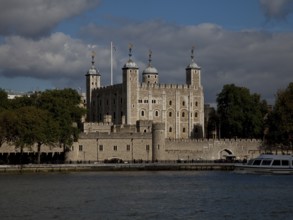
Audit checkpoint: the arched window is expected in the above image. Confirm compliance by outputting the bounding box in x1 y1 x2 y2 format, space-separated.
155 111 159 117
169 127 172 132
182 112 185 117
195 112 198 118
141 110 145 116
182 101 185 106
169 112 172 117
169 100 172 105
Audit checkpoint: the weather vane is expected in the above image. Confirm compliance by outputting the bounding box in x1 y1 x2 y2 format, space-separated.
91 51 96 65
128 43 133 59
148 49 152 66
191 45 195 61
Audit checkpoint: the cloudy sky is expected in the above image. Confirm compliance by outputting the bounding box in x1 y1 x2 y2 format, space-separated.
0 0 293 104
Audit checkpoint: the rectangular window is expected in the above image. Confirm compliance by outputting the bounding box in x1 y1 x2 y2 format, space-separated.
114 145 118 151
99 145 103 151
127 145 130 151
79 145 83 151
261 160 272 166
252 160 261 165
272 160 281 166
282 160 289 166
146 145 150 151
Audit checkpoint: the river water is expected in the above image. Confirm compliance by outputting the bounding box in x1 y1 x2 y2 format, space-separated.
0 171 293 220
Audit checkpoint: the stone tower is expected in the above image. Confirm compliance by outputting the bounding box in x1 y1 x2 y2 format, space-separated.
142 50 159 84
186 46 201 86
85 51 100 122
122 45 139 125
152 123 165 161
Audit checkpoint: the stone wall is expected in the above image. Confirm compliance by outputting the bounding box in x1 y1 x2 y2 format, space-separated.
0 134 262 163
66 130 262 162
165 139 261 161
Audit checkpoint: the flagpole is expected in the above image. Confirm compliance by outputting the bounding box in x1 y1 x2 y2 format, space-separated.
110 41 113 85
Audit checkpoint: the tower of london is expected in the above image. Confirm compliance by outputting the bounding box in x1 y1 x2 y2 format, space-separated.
85 46 205 139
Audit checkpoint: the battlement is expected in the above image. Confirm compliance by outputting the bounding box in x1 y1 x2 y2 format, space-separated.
139 83 201 90
95 83 123 92
83 122 112 133
166 138 260 144
79 131 152 139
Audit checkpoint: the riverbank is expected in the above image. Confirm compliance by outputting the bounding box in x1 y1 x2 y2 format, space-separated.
0 163 235 173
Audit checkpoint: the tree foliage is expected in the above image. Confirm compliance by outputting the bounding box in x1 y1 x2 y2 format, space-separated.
0 88 85 163
265 82 293 148
216 84 268 139
35 89 85 150
0 89 9 111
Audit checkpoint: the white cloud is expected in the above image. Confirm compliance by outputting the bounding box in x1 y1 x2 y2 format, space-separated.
0 0 100 37
82 21 293 103
1 21 293 104
259 0 293 20
0 32 110 80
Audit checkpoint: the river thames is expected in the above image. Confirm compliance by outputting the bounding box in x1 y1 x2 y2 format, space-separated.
0 171 293 220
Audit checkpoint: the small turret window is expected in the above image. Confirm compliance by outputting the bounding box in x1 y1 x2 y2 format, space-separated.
155 111 159 117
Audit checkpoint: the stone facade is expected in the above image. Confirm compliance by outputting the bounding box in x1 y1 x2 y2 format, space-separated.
75 47 262 163
86 47 204 139
68 127 262 162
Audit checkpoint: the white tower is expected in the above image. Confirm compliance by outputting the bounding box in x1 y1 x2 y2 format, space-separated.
122 44 139 125
186 46 201 86
142 50 159 84
85 51 100 122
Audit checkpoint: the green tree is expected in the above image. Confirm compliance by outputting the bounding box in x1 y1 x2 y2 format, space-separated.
206 108 219 139
0 110 19 147
266 82 293 149
6 107 58 164
217 84 268 139
35 89 85 155
0 89 9 111
8 95 36 109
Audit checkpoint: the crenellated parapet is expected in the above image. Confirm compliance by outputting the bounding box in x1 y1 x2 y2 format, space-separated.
166 138 260 144
139 83 201 91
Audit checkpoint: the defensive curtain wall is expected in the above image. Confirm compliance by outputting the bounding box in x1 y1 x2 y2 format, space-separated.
68 123 261 162
0 123 261 163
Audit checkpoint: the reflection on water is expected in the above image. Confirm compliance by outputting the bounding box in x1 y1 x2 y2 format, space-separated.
1 171 293 220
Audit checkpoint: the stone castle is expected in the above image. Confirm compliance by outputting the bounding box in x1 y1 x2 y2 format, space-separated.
0 46 262 164
67 46 261 162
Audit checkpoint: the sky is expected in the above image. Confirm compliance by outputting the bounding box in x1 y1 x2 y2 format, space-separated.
0 0 293 105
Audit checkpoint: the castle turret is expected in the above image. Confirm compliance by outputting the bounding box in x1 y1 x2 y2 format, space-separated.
122 44 139 125
152 123 165 161
142 50 159 84
85 51 100 122
186 46 201 87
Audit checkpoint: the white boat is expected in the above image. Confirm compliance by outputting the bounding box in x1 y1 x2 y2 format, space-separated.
235 154 293 174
